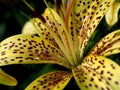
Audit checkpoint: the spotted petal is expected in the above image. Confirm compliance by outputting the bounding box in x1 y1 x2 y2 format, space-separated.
0 34 70 69
72 55 120 90
42 8 69 51
31 17 76 66
25 71 72 90
41 7 77 65
0 68 17 86
90 29 120 56
67 0 115 57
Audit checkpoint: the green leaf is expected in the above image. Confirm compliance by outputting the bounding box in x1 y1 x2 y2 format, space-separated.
0 34 70 69
90 29 120 56
0 68 17 86
72 55 120 90
25 71 72 90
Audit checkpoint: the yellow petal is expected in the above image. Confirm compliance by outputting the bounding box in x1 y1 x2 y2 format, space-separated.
0 68 17 86
30 18 58 47
67 0 115 58
25 71 72 90
80 0 114 47
105 1 120 26
22 21 37 34
42 8 76 66
90 29 120 56
72 55 120 90
0 34 70 69
42 8 68 48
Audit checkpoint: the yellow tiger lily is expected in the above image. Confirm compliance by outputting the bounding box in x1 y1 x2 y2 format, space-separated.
1 0 120 90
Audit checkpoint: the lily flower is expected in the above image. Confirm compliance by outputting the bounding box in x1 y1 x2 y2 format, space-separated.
0 68 17 86
105 0 120 26
0 0 120 90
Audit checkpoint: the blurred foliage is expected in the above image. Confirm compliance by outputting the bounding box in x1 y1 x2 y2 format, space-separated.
0 0 120 90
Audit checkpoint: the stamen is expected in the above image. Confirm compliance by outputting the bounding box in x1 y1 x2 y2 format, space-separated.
43 0 78 66
22 0 35 11
65 0 75 28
